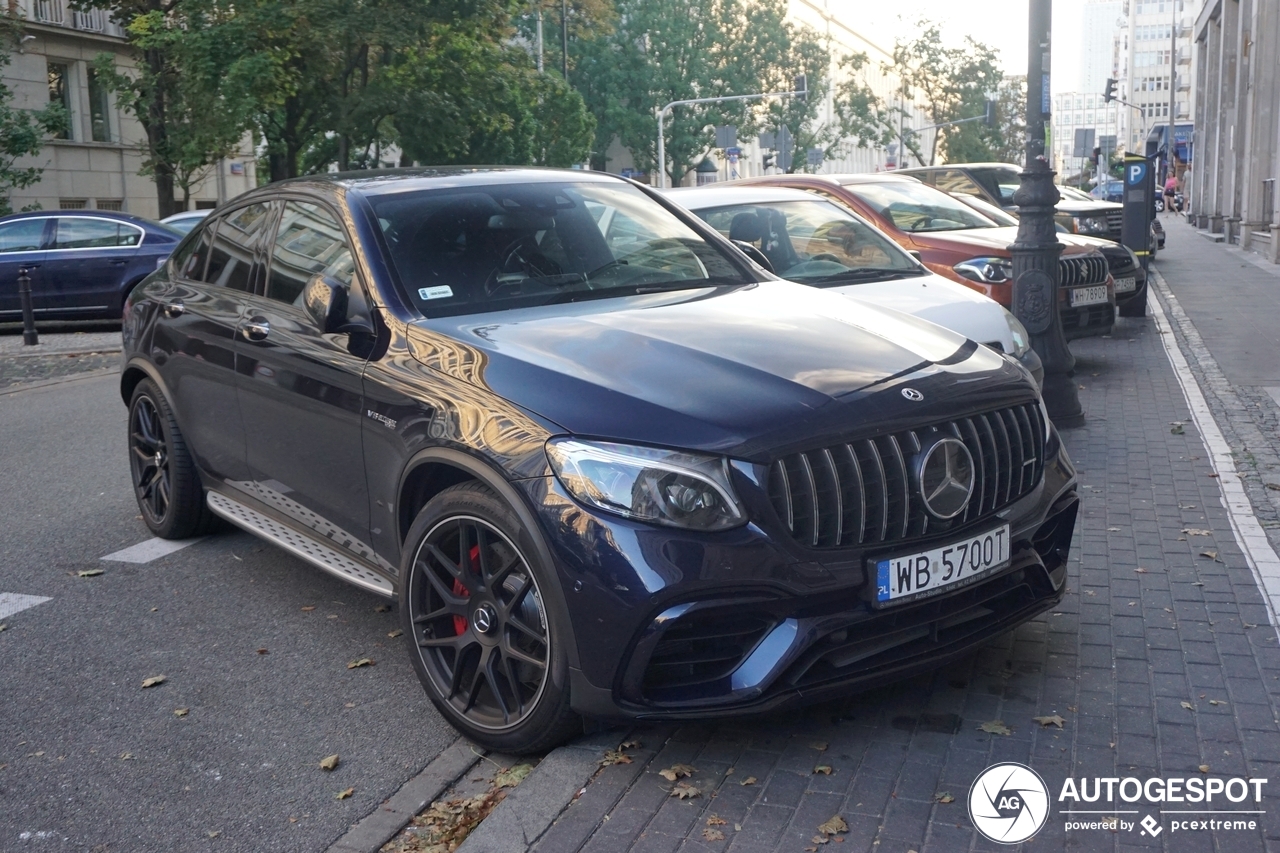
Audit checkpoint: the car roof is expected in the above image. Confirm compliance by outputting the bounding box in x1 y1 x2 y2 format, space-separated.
898 163 1017 172
0 209 170 231
255 166 631 201
664 185 826 207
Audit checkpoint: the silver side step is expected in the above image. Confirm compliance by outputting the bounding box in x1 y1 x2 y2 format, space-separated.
206 491 395 598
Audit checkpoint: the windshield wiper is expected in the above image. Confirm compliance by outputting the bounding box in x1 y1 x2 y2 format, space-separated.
537 279 740 306
805 267 925 284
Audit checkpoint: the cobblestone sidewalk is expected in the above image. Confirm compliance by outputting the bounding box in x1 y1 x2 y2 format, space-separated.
525 295 1280 853
0 329 121 388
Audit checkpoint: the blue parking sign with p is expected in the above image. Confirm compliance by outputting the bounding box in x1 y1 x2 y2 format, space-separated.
1127 162 1147 185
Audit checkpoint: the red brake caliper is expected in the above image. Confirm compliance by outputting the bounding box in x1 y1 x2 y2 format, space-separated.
452 544 480 635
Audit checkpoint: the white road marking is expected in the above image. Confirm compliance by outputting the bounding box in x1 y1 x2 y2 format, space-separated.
100 537 204 564
1149 273 1280 640
0 593 52 620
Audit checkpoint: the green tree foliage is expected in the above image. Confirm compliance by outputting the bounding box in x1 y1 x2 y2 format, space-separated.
575 0 824 185
0 20 67 214
989 75 1027 165
832 51 904 157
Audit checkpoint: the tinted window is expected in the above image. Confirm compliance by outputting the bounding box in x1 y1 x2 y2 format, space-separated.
697 199 917 284
0 219 47 253
932 169 987 198
970 168 1022 205
53 217 142 249
847 181 999 233
171 226 215 281
267 202 354 306
205 203 272 292
371 181 747 318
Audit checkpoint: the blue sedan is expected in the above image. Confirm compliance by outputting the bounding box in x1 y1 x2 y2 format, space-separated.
0 210 182 322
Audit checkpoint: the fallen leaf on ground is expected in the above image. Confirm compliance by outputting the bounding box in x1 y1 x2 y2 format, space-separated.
814 764 833 775
1135 567 1149 573
1208 473 1220 478
670 782 700 799
979 720 1012 736
495 764 533 788
1198 764 1211 773
1034 715 1066 728
811 836 829 846
658 764 695 781
1244 622 1258 628
703 828 725 841
301 605 316 611
387 629 403 638
256 648 269 655
374 605 391 612
174 708 188 717
1107 527 1121 532
706 815 726 826
1200 550 1219 561
1209 699 1226 706
336 787 354 800
600 749 632 767
1183 528 1212 536
141 675 166 689
809 741 828 751
0 624 6 632
77 569 104 578
207 831 220 839
119 752 136 760
740 776 758 786
1181 701 1195 711
817 815 849 836
619 739 641 750
935 792 954 804
1267 484 1280 491
320 754 339 771
346 658 374 669
1171 424 1185 434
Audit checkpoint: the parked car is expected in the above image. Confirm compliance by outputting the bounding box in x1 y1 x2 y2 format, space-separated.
898 163 1125 243
161 209 213 234
665 185 1042 385
1089 180 1124 203
739 173 1116 340
952 189 1147 318
121 167 1079 752
0 210 182 322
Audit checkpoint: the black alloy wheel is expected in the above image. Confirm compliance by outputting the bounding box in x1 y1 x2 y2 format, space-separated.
401 482 578 752
127 379 216 539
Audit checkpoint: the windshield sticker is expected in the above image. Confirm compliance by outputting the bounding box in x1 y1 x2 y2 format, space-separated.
418 286 454 300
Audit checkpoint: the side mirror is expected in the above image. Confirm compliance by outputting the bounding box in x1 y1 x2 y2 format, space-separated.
731 240 775 274
908 250 923 262
303 275 374 335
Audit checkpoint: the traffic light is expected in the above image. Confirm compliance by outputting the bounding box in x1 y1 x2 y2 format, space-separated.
983 99 997 127
793 73 807 103
1104 78 1118 103
763 152 776 170
1092 146 1101 166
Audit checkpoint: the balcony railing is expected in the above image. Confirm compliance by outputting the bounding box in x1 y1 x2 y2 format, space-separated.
29 0 124 36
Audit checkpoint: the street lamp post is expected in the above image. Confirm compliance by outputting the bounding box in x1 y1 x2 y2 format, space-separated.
1011 0 1083 426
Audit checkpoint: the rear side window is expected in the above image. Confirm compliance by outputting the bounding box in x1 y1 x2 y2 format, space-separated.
204 203 272 292
0 219 47 252
170 226 215 281
53 217 142 248
932 170 987 199
266 201 354 306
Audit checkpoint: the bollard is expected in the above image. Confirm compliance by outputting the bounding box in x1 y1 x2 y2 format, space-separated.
18 266 38 346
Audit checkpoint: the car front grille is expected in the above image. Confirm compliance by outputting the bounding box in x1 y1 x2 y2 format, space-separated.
767 403 1045 550
1059 255 1109 287
1106 210 1123 239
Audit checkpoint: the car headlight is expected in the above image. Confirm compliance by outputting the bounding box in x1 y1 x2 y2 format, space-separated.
954 256 1013 284
1072 215 1109 234
1004 309 1031 358
545 438 746 531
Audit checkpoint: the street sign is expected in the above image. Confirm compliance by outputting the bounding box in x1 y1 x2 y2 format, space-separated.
1072 127 1095 159
1099 134 1116 160
806 148 824 167
714 125 737 149
758 131 776 150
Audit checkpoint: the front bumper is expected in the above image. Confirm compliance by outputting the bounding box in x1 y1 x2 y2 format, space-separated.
1061 288 1117 341
521 436 1079 722
1115 266 1148 313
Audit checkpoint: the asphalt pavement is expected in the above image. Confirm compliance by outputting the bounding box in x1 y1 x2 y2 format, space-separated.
0 371 460 852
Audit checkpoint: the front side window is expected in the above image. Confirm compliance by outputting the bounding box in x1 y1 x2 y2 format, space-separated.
696 199 918 285
267 201 354 306
370 181 747 318
205 202 272 292
849 181 999 233
53 217 142 249
0 219 47 253
932 169 987 198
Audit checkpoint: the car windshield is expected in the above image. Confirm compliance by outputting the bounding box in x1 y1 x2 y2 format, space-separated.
847 181 999 233
368 181 748 318
952 194 1019 226
693 198 921 284
1058 186 1094 202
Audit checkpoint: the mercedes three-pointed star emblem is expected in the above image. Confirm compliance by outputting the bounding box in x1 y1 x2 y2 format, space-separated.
918 437 976 519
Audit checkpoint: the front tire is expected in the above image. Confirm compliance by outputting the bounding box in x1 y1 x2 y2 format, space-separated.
127 378 217 538
400 482 579 753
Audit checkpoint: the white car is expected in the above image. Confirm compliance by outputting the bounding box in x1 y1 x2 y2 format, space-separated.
160 209 212 234
664 185 1042 386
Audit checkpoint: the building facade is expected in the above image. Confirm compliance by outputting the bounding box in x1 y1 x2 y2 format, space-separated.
1082 0 1123 96
1190 0 1280 258
1051 91 1123 182
4 0 255 219
1117 0 1196 152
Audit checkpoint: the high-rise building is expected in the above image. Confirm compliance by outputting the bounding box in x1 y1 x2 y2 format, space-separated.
1082 1 1123 96
1118 0 1197 152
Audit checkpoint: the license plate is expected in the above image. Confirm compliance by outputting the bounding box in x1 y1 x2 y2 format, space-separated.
1114 276 1136 293
874 525 1011 606
1069 285 1108 307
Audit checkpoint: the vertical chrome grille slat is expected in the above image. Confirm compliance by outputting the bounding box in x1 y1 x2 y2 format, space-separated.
885 435 910 540
796 453 821 547
840 443 865 545
819 448 843 547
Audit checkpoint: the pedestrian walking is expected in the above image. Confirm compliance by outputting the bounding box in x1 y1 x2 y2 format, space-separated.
1164 171 1178 215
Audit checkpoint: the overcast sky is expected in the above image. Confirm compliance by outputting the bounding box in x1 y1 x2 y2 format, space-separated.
829 0 1089 93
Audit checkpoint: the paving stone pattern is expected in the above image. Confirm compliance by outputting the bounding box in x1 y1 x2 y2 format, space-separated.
531 307 1280 852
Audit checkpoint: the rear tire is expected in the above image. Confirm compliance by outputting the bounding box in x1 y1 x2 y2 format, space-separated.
128 378 217 539
400 481 580 753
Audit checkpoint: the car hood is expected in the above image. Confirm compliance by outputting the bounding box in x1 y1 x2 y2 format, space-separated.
1053 198 1122 215
910 226 1096 257
823 272 1013 350
405 281 1025 455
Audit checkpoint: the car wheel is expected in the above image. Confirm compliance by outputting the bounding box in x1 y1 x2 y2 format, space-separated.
401 482 579 753
128 379 217 538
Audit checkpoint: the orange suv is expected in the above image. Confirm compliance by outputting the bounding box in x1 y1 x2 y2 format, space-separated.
738 173 1115 340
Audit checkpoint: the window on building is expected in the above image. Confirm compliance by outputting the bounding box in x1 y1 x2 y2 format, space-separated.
87 68 112 143
95 199 123 211
59 199 87 209
47 62 71 140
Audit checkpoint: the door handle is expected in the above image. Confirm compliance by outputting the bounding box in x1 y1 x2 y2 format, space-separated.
162 300 185 318
109 258 128 266
241 318 270 341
